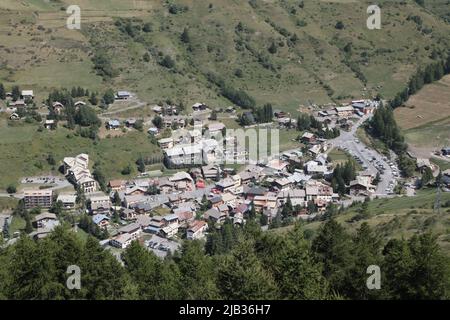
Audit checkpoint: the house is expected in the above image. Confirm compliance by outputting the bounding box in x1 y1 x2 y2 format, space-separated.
253 195 277 211
110 233 133 249
107 119 121 130
92 214 110 228
118 222 142 240
33 213 58 228
205 208 227 223
108 179 125 191
416 158 432 172
187 221 208 240
44 119 56 130
349 176 376 196
208 122 226 134
266 159 289 172
192 102 208 111
335 106 354 118
273 177 292 190
308 144 324 156
88 195 111 214
301 132 316 144
162 214 179 226
216 178 235 193
161 223 179 238
245 186 268 200
57 194 77 209
125 118 137 127
24 190 53 209
202 164 221 180
116 91 131 100
305 160 328 175
158 137 174 149
21 90 34 100
10 100 26 108
210 195 224 208
278 189 306 207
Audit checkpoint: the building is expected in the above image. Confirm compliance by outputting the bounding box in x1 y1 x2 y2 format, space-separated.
187 221 208 240
335 106 354 118
44 119 56 130
89 195 111 214
107 119 121 130
116 91 131 100
301 132 316 144
110 233 133 249
118 222 142 240
24 190 53 209
57 194 77 209
33 213 58 228
158 138 174 149
63 154 97 193
92 214 110 228
21 90 34 100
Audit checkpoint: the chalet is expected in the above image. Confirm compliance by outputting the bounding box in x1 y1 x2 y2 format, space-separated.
107 119 121 130
10 100 26 108
273 177 292 190
253 195 277 211
244 186 268 200
278 189 306 207
416 158 433 172
162 214 179 226
202 164 221 180
187 221 208 240
21 90 34 100
210 195 224 208
118 222 142 240
33 213 58 229
158 137 174 150
92 214 110 228
305 160 328 175
301 132 316 144
57 194 77 209
161 224 179 238
349 176 376 196
205 208 227 223
110 233 133 249
116 91 131 100
125 118 137 127
108 179 125 191
136 215 152 228
88 195 111 214
121 208 137 221
216 178 235 193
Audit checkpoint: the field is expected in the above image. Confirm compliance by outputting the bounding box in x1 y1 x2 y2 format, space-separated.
0 0 449 113
0 117 161 190
394 74 450 158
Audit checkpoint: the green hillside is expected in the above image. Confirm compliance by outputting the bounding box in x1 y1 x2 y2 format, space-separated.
0 0 449 113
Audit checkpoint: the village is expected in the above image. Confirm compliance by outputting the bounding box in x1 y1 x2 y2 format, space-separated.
1 88 449 256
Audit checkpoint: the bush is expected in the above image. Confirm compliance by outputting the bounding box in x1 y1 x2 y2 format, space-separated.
6 185 17 194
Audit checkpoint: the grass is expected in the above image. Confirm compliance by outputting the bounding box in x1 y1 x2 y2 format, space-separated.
272 188 450 255
0 119 161 189
1 0 450 112
0 197 18 212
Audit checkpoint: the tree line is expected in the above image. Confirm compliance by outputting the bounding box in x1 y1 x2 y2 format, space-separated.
0 219 448 300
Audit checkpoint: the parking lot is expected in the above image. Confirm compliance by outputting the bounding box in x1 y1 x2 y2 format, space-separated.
329 114 399 196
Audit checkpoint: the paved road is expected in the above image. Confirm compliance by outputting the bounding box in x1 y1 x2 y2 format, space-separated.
328 114 399 197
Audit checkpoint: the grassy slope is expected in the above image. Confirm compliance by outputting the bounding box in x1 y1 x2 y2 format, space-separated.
0 0 449 111
275 189 450 255
0 117 161 189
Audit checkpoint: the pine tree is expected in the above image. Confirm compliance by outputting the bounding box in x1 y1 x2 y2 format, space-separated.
0 83 5 100
176 241 220 299
217 239 278 299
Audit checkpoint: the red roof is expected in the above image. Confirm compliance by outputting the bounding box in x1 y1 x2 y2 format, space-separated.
196 180 205 188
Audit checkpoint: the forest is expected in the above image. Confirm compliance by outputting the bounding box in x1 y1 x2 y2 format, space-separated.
0 220 448 300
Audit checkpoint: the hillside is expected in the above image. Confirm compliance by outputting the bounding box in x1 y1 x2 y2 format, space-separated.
0 0 450 113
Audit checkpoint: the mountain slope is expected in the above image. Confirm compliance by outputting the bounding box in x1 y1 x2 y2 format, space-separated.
0 0 449 112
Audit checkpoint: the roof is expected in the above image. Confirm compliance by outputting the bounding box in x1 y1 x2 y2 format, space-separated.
34 213 57 222
21 90 34 96
57 194 77 203
335 106 354 112
163 214 179 222
188 220 207 233
117 91 131 96
92 214 110 224
208 122 226 132
118 223 141 234
108 120 121 126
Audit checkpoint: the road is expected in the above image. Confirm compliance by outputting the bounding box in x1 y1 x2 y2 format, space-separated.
328 114 399 197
